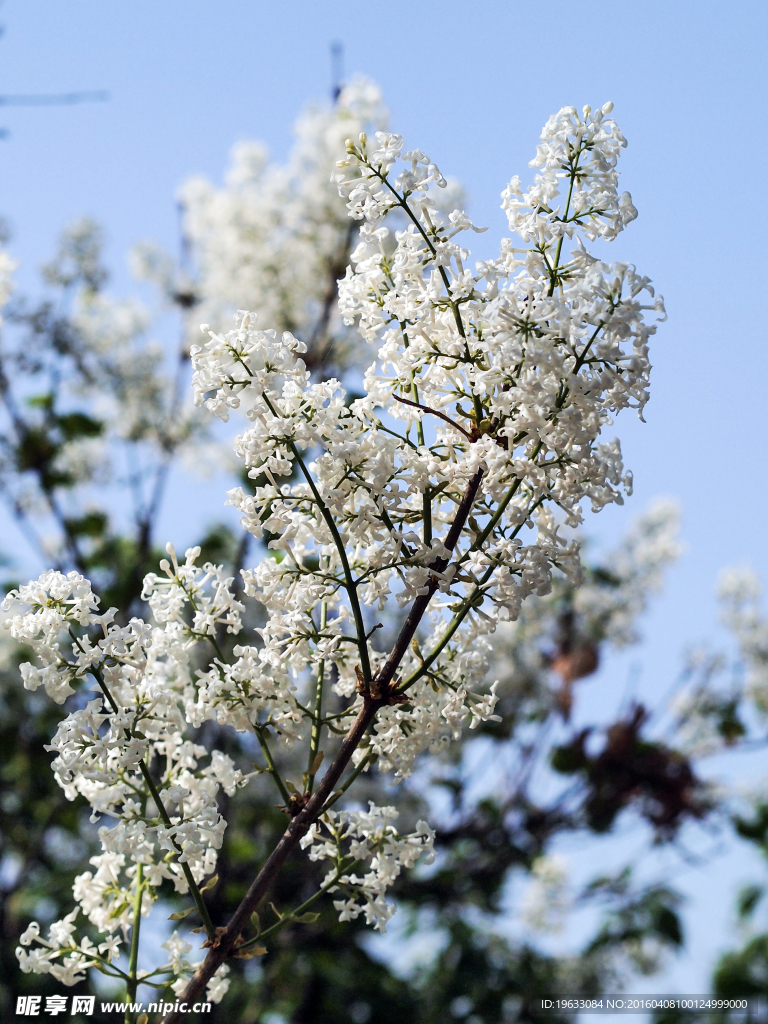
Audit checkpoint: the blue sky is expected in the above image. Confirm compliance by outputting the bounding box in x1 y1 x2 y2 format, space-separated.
1 0 767 996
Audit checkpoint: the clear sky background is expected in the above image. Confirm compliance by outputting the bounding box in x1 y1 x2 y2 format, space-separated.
1 0 767 998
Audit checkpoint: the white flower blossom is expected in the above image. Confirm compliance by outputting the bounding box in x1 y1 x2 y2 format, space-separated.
720 567 768 712
6 101 663 992
300 805 435 932
180 77 387 371
521 855 571 933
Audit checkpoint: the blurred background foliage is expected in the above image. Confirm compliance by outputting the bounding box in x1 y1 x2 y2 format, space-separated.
1 80 768 1024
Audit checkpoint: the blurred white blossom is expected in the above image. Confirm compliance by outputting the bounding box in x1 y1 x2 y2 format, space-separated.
521 855 571 933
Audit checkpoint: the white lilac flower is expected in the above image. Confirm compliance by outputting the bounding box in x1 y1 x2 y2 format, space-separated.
300 805 435 933
6 102 664 984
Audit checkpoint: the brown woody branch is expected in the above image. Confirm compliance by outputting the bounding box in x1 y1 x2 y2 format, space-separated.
393 393 473 441
161 468 484 1022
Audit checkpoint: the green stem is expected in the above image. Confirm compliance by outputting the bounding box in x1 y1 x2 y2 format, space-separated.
410 383 432 547
256 728 292 807
549 178 575 292
321 751 374 813
470 469 526 554
137 761 215 939
70 646 217 941
61 943 130 981
125 862 144 1024
375 500 414 559
401 495 546 692
370 164 483 421
548 145 581 293
372 419 420 451
400 574 492 692
469 314 601 558
262 394 372 683
238 859 357 951
306 601 327 795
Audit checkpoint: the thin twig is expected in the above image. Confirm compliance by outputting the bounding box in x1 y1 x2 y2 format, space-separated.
392 393 473 440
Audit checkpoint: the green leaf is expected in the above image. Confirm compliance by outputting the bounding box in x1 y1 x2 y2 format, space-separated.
250 911 260 934
269 901 284 921
550 739 588 775
64 511 108 538
56 411 103 440
294 912 320 924
738 884 764 920
236 944 267 959
25 393 54 411
199 874 219 893
14 427 57 474
309 750 325 778
168 907 195 921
